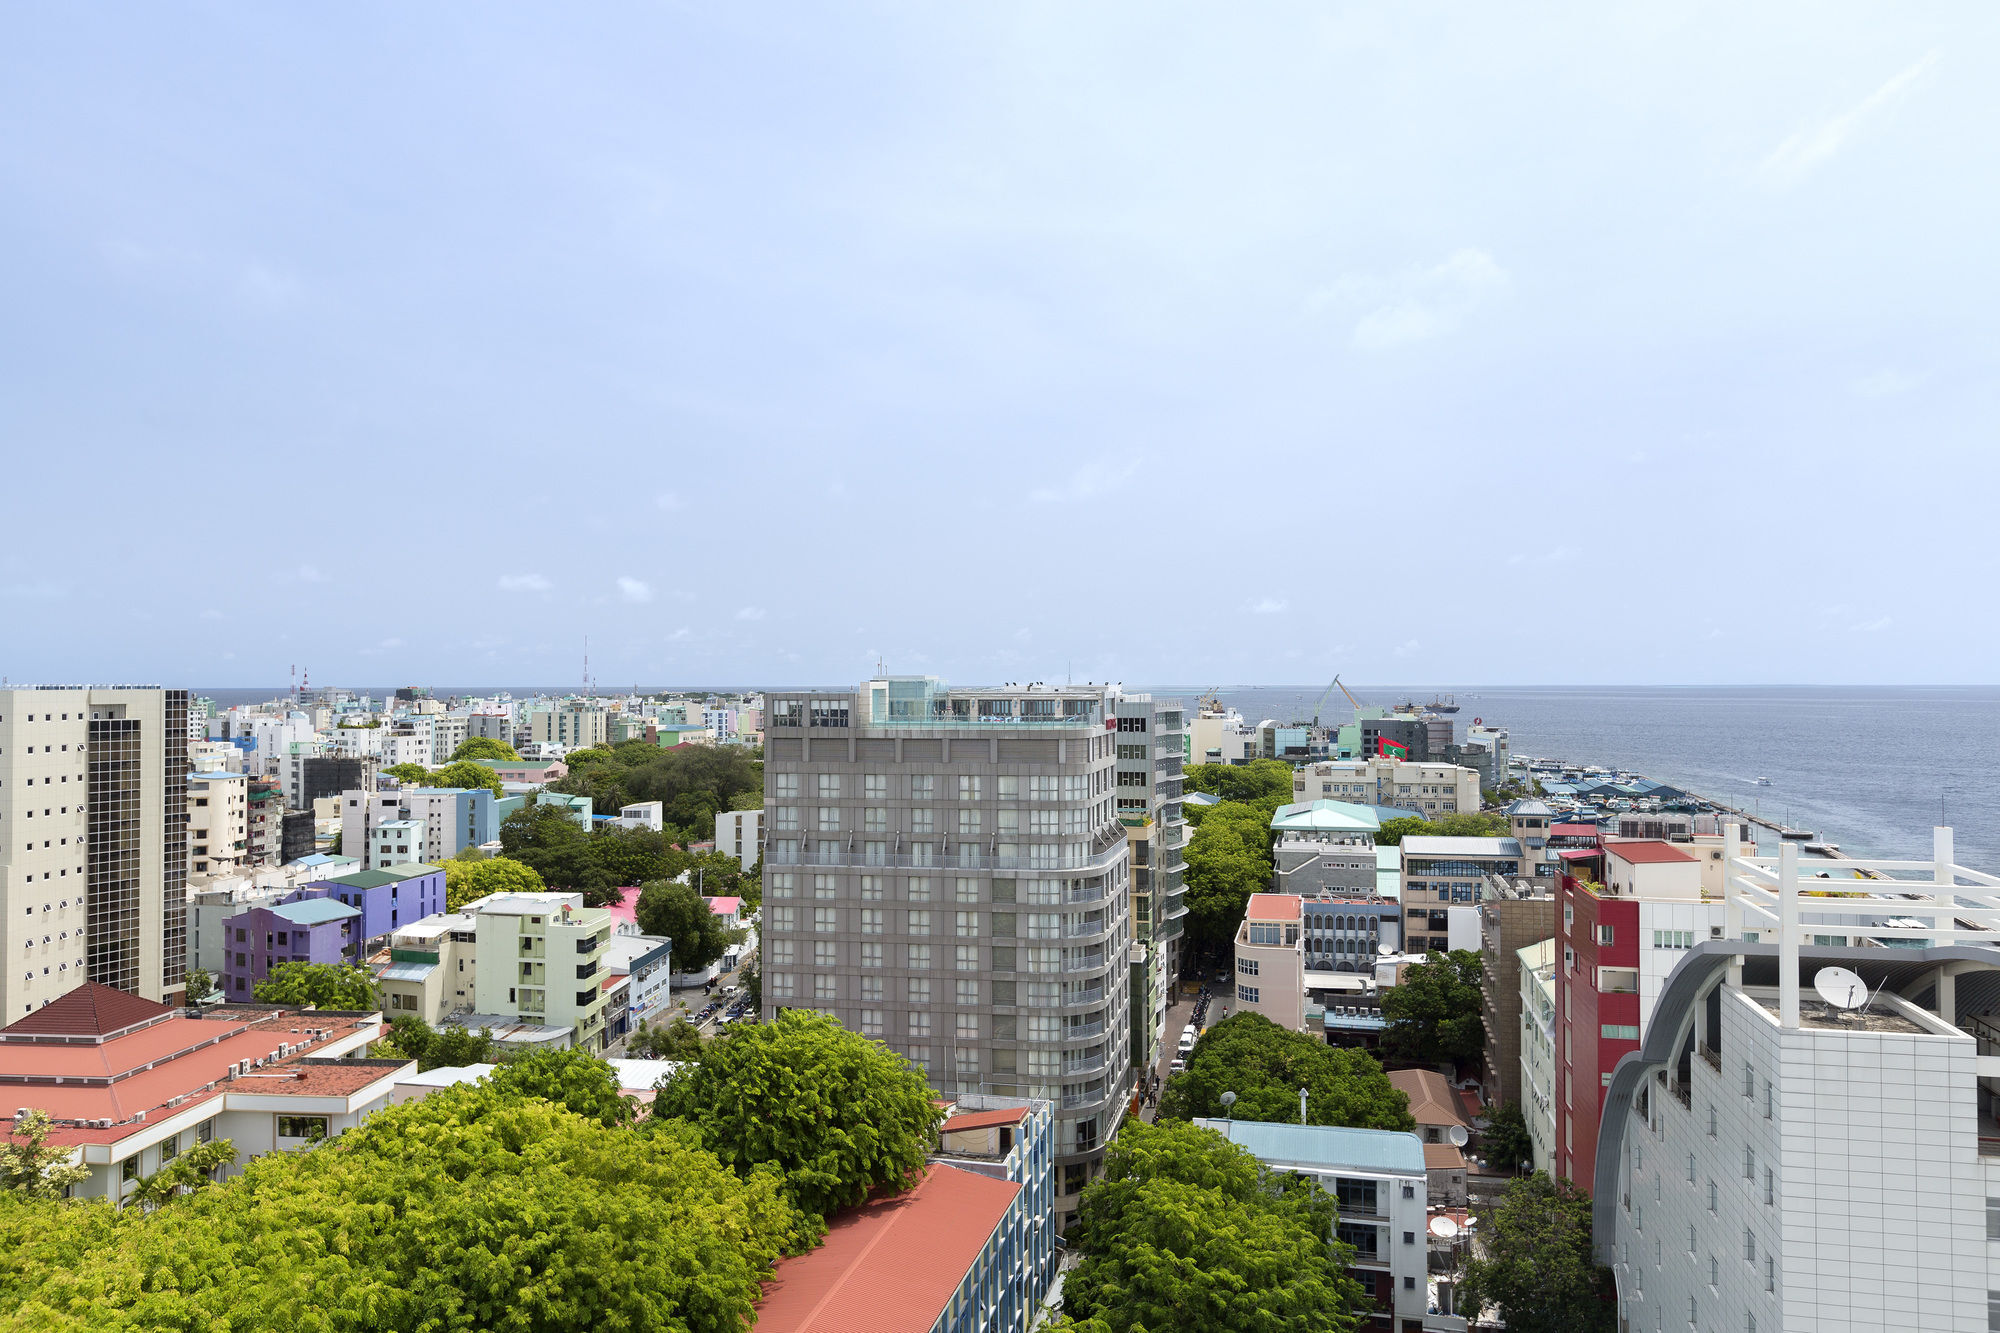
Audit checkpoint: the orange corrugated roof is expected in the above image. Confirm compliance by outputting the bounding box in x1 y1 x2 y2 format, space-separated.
2 983 172 1038
1245 893 1302 920
1606 840 1696 865
1388 1069 1469 1129
1423 1142 1466 1171
756 1165 1019 1333
940 1106 1027 1133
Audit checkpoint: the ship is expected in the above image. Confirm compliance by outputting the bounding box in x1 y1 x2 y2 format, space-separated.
1427 694 1460 713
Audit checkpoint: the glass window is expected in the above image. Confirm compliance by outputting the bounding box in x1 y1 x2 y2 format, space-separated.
911 775 934 800
275 1116 328 1141
908 910 931 935
861 908 883 934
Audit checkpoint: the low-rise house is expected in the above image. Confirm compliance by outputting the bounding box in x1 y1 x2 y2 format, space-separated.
1 983 403 1207
219 898 362 999
1232 893 1304 1031
1387 1068 1474 1206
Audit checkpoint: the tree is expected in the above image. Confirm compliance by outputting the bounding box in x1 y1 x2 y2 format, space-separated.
0 1087 812 1333
0 1109 89 1200
450 736 519 762
1157 1012 1414 1131
1460 1172 1615 1333
1064 1119 1363 1333
253 961 380 1011
380 1015 496 1071
184 966 214 1003
427 760 504 797
444 855 547 912
485 1047 635 1128
130 1139 238 1211
1183 759 1296 806
628 1016 706 1060
1374 816 1430 846
1183 801 1278 965
651 1009 943 1222
1379 949 1486 1067
382 762 431 785
635 879 741 974
1375 811 1509 846
1482 1099 1536 1175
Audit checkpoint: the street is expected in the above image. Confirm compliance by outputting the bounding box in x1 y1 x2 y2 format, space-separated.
1138 978 1229 1122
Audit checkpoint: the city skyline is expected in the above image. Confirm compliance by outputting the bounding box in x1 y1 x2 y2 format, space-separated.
5 7 1996 687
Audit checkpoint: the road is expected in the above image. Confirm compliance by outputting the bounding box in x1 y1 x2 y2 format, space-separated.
1138 977 1229 1122
602 949 758 1057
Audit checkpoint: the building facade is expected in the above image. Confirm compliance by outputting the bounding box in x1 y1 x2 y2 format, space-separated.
1115 693 1187 1075
1517 938 1557 1172
1478 888 1555 1109
1233 893 1305 1031
714 807 764 864
1292 758 1481 820
761 678 1134 1233
1 686 190 1016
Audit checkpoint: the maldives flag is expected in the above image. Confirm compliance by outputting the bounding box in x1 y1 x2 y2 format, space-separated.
1379 737 1408 758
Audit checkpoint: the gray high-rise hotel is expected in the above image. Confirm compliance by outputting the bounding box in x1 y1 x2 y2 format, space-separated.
762 677 1178 1227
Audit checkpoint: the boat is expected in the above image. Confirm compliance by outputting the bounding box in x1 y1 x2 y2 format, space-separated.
1427 694 1460 714
1755 777 1772 786
1780 827 1816 841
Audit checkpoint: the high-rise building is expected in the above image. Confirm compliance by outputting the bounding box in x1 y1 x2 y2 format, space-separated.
761 677 1133 1233
1113 693 1187 1073
0 686 190 1016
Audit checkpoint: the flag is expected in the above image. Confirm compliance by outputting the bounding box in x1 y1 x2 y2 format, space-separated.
1379 737 1408 759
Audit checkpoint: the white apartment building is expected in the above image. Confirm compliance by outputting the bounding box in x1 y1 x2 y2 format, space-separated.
1598 832 2000 1332
762 678 1133 1234
1191 1118 1462 1331
281 738 325 810
186 767 249 877
1292 757 1481 819
1517 938 1557 1172
715 807 764 864
0 687 191 1015
530 706 608 750
429 713 469 766
368 819 427 872
1233 893 1305 1032
329 722 385 759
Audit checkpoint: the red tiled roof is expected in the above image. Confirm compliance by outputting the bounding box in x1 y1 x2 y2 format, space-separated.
1424 1142 1467 1171
756 1165 1020 1333
1550 822 1598 837
607 887 642 926
2 983 172 1038
1388 1069 1468 1129
1245 893 1302 920
940 1106 1028 1134
1559 848 1603 861
1607 841 1696 865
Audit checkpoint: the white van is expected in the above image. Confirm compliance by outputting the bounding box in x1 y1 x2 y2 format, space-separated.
1177 1030 1197 1055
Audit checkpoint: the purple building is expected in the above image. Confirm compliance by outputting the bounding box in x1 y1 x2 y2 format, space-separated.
303 863 447 951
220 898 362 999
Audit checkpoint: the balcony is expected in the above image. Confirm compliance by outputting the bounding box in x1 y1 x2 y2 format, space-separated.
1064 882 1106 905
1065 916 1107 939
1064 984 1106 1010
1063 1052 1107 1076
1065 949 1106 973
518 940 545 958
1064 1019 1106 1041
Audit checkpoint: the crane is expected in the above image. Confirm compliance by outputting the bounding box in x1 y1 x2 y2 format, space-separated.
1310 675 1365 734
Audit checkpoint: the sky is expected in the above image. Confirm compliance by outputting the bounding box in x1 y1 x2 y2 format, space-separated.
2 4 1996 690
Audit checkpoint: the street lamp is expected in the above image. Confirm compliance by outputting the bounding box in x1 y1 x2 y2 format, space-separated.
1220 1090 1236 1138
1300 1085 1309 1125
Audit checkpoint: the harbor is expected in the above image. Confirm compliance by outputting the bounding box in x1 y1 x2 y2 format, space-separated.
1509 753 1841 858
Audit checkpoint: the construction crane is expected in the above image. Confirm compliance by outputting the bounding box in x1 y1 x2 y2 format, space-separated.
1309 674 1367 731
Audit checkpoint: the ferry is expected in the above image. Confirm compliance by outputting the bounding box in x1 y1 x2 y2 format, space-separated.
1755 776 1772 786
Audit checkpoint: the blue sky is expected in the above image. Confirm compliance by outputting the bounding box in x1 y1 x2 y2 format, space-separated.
3 5 1994 689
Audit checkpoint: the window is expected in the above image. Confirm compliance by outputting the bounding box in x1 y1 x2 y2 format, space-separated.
769 939 796 965
1563 904 1574 928
1763 1078 1773 1119
864 807 887 833
958 808 981 835
860 1009 883 1035
1030 775 1057 801
816 774 840 798
1743 1227 1756 1261
908 877 932 902
1709 1255 1719 1287
908 978 931 1005
1237 958 1259 976
775 773 799 799
859 875 883 900
908 944 931 969
1335 1178 1377 1214
956 911 978 937
860 942 883 969
1763 1167 1774 1205
813 907 837 933
769 972 795 998
812 941 837 967
816 807 840 832
1238 984 1260 1003
1743 1145 1755 1179
774 806 800 831
813 974 836 1000
1601 1023 1638 1040
1707 1179 1717 1211
812 874 839 899
956 979 979 1007
277 1116 328 1140
908 910 931 935
1597 924 1614 945
955 880 980 904
958 776 982 801
121 1156 140 1183
1743 1062 1756 1098
911 775 934 800
861 908 883 934
1708 1104 1718 1137
770 906 796 932
861 973 883 1000
864 774 887 800
956 1011 979 1039
1988 1198 2000 1241
956 944 978 970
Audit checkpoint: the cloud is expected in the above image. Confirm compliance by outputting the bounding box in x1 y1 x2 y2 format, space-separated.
1246 597 1288 615
295 564 329 584
655 491 685 511
497 573 552 593
735 606 767 621
668 627 693 642
1392 639 1421 658
1031 457 1141 504
1852 369 1922 398
1762 52 1939 187
617 577 654 604
1313 249 1509 351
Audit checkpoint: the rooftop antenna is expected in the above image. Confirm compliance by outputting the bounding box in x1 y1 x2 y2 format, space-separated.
1813 965 1874 1022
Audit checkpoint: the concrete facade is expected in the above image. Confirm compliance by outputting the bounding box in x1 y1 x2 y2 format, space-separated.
1292 758 1481 820
761 678 1134 1234
1478 889 1556 1108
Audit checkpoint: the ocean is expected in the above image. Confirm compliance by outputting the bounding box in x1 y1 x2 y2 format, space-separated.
194 681 2000 871
1201 685 2000 871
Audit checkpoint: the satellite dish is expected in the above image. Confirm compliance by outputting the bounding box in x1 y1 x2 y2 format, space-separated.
1429 1216 1460 1239
1377 943 1395 957
1448 1124 1470 1147
1814 966 1869 1010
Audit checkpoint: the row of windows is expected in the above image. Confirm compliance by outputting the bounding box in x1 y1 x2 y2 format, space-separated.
773 773 1094 801
770 806 1091 835
766 938 1099 972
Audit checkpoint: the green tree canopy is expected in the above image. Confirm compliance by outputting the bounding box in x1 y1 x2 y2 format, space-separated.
1182 759 1297 806
1461 1172 1616 1333
0 1109 89 1200
426 760 505 797
628 1016 706 1060
635 879 740 973
1064 1119 1363 1333
1379 949 1486 1066
380 1015 496 1071
444 855 547 913
382 762 432 785
1183 801 1278 964
1158 1012 1415 1131
1481 1099 1536 1175
548 742 762 839
253 961 379 1010
1375 811 1509 845
651 1009 943 1222
0 1086 810 1333
450 736 519 762
485 1047 635 1127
